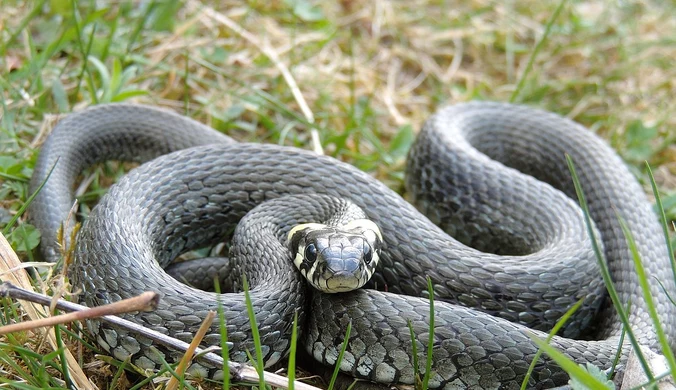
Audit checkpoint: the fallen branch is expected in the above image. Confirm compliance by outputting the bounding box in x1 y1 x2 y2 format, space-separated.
0 290 158 335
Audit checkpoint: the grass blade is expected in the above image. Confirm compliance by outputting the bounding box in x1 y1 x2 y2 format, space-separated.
610 306 628 378
520 298 585 389
327 321 352 390
128 366 173 390
0 172 28 182
510 0 567 102
214 280 231 390
406 319 420 386
3 158 58 235
154 348 196 390
125 0 158 56
527 334 612 390
241 274 266 389
70 0 98 103
617 215 676 375
52 324 72 388
0 0 47 57
422 277 435 390
646 163 676 289
288 312 298 390
566 154 653 379
108 357 129 390
0 345 35 384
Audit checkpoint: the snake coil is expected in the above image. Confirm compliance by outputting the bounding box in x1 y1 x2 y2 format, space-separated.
29 102 675 389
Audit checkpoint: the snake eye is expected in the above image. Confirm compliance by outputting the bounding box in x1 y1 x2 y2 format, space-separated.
304 243 317 263
363 242 372 264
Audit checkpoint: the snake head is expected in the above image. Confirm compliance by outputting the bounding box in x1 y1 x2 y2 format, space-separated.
287 219 382 293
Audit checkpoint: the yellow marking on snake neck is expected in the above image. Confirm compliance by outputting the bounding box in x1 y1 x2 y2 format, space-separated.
287 223 328 243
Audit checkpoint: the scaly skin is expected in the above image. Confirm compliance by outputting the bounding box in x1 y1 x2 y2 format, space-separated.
29 103 675 388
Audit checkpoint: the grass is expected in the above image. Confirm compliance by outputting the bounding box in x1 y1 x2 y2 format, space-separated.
524 157 676 389
1 0 675 389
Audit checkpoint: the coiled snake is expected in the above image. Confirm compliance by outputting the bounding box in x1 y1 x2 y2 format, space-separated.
29 102 675 389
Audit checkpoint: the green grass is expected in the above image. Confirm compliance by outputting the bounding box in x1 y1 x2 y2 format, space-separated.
1 0 676 389
522 157 676 389
241 275 266 390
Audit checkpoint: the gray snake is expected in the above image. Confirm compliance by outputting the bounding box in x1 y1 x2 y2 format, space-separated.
28 102 676 389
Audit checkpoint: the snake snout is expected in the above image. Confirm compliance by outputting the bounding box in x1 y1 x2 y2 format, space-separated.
318 250 365 293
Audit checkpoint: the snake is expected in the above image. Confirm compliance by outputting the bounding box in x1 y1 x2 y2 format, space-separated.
28 102 676 389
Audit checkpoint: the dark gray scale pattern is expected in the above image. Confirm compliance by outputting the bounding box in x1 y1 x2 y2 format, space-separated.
29 104 234 262
29 102 675 388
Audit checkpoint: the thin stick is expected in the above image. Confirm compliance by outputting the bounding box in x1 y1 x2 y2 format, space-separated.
196 3 324 155
166 311 216 390
198 5 314 123
0 290 158 335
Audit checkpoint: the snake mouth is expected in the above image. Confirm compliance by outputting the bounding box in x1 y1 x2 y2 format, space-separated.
324 277 360 293
320 270 364 293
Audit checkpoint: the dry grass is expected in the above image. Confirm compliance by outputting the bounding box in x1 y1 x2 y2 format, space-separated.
1 0 675 388
2 1 675 179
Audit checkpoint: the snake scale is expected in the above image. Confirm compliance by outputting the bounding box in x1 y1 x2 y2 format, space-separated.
29 102 676 389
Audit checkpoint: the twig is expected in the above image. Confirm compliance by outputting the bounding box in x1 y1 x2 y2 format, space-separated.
0 282 321 390
198 5 313 123
196 2 324 155
0 290 158 335
0 232 93 390
0 261 56 277
166 311 216 390
442 36 464 84
384 59 406 125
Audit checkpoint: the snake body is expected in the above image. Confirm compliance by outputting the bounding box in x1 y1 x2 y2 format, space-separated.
29 102 675 388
